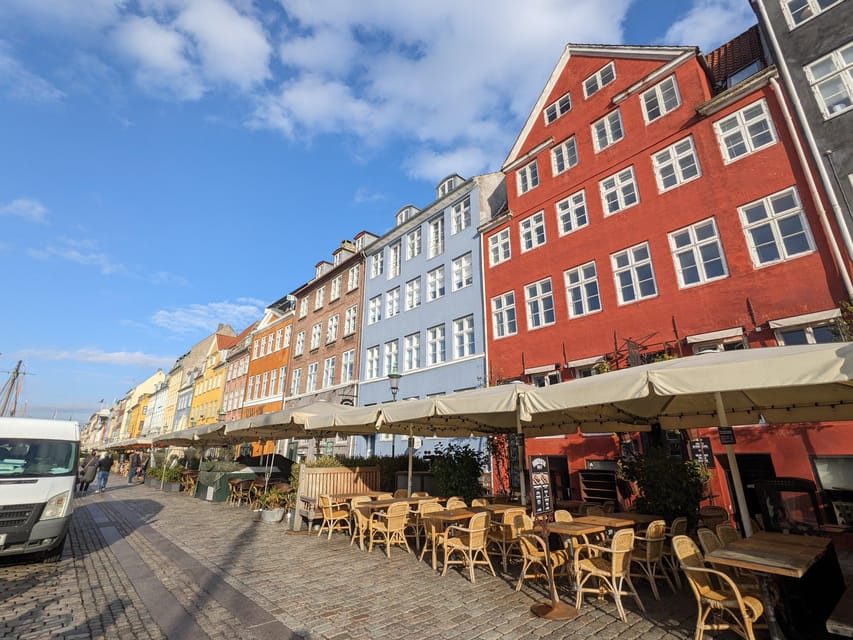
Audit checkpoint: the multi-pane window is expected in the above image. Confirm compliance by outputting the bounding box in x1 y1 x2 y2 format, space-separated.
427 266 445 301
783 0 845 27
314 286 325 309
269 369 277 396
326 314 339 342
330 275 342 301
544 91 572 124
612 242 658 304
370 252 383 278
267 336 273 354
404 333 421 371
274 329 282 350
406 228 422 259
556 190 589 236
592 109 624 151
294 331 305 356
451 253 473 290
669 218 728 288
491 292 517 338
600 166 639 215
306 362 318 392
386 287 400 318
299 298 308 318
259 336 267 355
383 340 399 376
347 264 360 290
488 229 511 266
739 187 814 267
261 372 269 398
451 197 471 234
714 99 777 163
253 340 259 360
519 211 547 252
310 323 322 350
427 325 446 365
584 61 615 97
344 305 358 335
552 136 578 175
278 366 287 395
565 261 602 318
341 350 355 383
290 368 301 395
388 242 401 278
652 136 701 192
368 295 382 324
776 322 837 345
453 315 475 358
525 278 555 329
804 43 853 119
517 160 540 195
428 217 445 258
405 277 421 310
322 357 336 388
366 346 380 379
641 75 681 123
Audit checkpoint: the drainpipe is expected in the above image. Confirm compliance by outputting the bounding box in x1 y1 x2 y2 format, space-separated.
770 76 853 297
752 0 853 274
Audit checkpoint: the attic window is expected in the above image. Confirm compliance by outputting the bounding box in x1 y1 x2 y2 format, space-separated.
437 177 458 198
544 92 572 124
583 61 616 98
727 60 762 88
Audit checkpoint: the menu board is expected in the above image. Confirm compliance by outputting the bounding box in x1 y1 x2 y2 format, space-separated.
528 455 553 516
690 437 715 467
718 426 736 445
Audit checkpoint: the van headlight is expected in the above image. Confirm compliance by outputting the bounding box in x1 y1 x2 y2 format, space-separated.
41 491 71 520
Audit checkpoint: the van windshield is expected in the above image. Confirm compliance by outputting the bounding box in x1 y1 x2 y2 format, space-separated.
0 437 79 477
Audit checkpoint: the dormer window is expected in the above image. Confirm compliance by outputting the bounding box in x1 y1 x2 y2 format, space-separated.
544 92 572 124
395 205 418 226
583 61 616 98
437 176 459 198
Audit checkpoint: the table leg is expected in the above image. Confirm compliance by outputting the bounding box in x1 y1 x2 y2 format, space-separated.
759 574 793 640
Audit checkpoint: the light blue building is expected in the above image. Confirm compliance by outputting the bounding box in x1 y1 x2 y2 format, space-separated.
356 172 506 459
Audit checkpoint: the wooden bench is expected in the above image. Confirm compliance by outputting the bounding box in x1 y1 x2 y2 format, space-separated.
827 588 853 637
296 496 319 532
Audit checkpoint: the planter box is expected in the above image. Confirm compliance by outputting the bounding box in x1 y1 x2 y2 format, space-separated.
161 481 181 493
259 508 285 524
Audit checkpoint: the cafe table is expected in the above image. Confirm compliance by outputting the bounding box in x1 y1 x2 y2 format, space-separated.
705 531 838 640
330 491 387 501
614 512 664 527
573 515 635 531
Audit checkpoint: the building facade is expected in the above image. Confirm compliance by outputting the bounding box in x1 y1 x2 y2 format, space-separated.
222 322 258 423
242 298 294 419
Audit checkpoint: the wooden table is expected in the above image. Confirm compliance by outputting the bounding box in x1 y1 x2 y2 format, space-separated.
481 503 522 516
614 512 664 527
573 515 635 530
425 507 479 524
706 531 834 640
331 491 386 501
555 500 591 515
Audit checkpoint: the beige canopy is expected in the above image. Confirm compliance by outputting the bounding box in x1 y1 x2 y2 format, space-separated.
224 401 347 441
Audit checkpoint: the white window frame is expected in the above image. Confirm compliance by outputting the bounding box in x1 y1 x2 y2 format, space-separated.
804 43 853 119
385 287 400 318
556 189 589 236
284 325 291 347
405 277 421 310
347 264 360 291
306 362 318 392
612 242 658 305
525 278 556 330
341 349 355 384
600 166 639 216
294 331 305 356
739 187 815 267
330 275 342 301
451 197 471 234
388 242 401 278
488 229 511 266
274 328 282 350
774 322 838 345
406 228 422 260
714 99 778 163
491 291 517 339
322 356 336 388
326 314 339 343
290 368 301 396
314 286 325 309
370 252 383 278
368 295 382 324
451 253 473 291
782 0 845 28
519 211 547 252
428 216 445 258
366 346 380 379
564 261 602 318
583 61 615 98
544 91 572 124
551 135 578 176
310 323 322 350
453 315 475 359
641 75 681 123
404 333 421 371
427 266 445 301
344 305 358 336
299 298 308 319
592 109 624 152
516 160 540 195
652 136 701 192
668 217 729 288
427 324 446 366
383 340 399 376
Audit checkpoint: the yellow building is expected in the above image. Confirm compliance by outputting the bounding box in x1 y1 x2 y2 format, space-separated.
190 334 234 426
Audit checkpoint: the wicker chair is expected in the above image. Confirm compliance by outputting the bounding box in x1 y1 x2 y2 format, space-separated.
418 501 448 570
630 519 674 600
586 505 605 516
716 523 741 546
232 479 255 507
673 535 764 640
699 505 730 530
349 496 372 550
317 495 351 539
368 501 411 557
575 528 645 623
661 516 688 588
602 500 616 514
553 509 574 523
515 514 570 592
441 511 496 583
411 491 430 498
406 498 440 550
471 498 489 507
698 527 757 589
445 497 467 510
226 478 244 506
393 489 409 498
375 492 393 500
486 507 526 571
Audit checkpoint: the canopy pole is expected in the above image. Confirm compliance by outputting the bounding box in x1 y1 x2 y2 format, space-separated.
714 392 753 537
407 426 414 498
516 403 527 506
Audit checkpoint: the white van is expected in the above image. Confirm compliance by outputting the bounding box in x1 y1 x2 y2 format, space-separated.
0 417 80 562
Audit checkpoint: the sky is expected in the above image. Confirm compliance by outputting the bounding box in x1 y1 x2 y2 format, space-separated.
0 0 759 424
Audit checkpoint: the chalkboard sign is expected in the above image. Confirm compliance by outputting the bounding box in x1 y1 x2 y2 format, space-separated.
690 438 715 467
528 455 553 516
718 426 736 445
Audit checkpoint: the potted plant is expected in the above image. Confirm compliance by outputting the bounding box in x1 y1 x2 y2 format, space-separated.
256 486 289 523
157 466 183 493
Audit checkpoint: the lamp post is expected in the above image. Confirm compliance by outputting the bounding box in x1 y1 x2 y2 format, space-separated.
387 369 401 458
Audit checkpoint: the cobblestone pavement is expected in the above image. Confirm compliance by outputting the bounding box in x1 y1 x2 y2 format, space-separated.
0 478 720 639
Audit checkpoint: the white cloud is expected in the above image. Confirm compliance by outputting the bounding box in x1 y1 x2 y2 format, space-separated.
0 0 122 35
151 298 266 333
28 242 127 275
661 0 756 52
0 197 49 222
0 43 64 103
353 187 386 204
18 348 175 368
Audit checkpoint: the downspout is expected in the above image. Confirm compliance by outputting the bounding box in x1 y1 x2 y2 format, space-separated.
752 0 853 272
770 75 853 297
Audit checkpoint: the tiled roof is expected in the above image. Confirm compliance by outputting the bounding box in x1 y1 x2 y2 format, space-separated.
704 25 765 90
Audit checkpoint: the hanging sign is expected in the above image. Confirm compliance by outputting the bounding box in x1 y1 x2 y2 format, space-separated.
718 426 736 445
528 455 553 516
690 437 715 467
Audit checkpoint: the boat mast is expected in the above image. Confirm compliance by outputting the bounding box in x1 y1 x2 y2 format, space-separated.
0 360 23 417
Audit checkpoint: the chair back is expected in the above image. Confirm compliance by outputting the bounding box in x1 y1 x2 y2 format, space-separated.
610 528 635 575
586 505 605 516
319 494 333 517
716 523 741 546
672 534 715 596
419 501 444 536
471 498 489 507
699 505 729 530
602 500 615 514
518 530 547 560
375 492 393 500
386 501 410 530
350 496 371 509
696 527 721 556
553 509 573 523
411 491 430 497
669 516 688 536
642 519 667 561
446 497 467 509
393 489 409 498
466 511 491 548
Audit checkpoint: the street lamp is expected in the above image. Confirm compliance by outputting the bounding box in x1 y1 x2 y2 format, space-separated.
387 369 401 458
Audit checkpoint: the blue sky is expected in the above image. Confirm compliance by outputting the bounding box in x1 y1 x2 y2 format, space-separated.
0 0 758 423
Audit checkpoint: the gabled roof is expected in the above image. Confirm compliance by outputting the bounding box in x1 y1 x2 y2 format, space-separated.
704 25 765 91
503 44 696 169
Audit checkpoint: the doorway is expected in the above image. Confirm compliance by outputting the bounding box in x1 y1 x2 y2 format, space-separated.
717 452 776 528
547 455 571 500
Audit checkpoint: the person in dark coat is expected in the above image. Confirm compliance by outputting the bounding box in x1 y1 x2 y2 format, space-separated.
95 452 114 493
78 451 99 494
127 452 141 484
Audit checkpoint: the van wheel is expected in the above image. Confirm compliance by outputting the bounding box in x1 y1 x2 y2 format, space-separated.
42 535 66 563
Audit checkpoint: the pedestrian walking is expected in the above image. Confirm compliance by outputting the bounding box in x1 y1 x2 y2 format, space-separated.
127 451 141 484
138 453 150 482
77 450 99 494
95 451 114 493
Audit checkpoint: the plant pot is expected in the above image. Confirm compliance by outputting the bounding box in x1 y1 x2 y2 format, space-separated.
260 508 285 523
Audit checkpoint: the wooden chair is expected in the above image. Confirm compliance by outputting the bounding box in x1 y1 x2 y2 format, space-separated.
226 478 243 506
515 514 570 592
575 528 645 623
445 497 467 510
233 479 255 507
486 507 526 571
418 502 448 570
317 495 351 539
672 535 764 640
662 516 688 588
630 519 674 600
368 501 411 557
441 511 496 583
716 523 741 546
553 509 573 523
